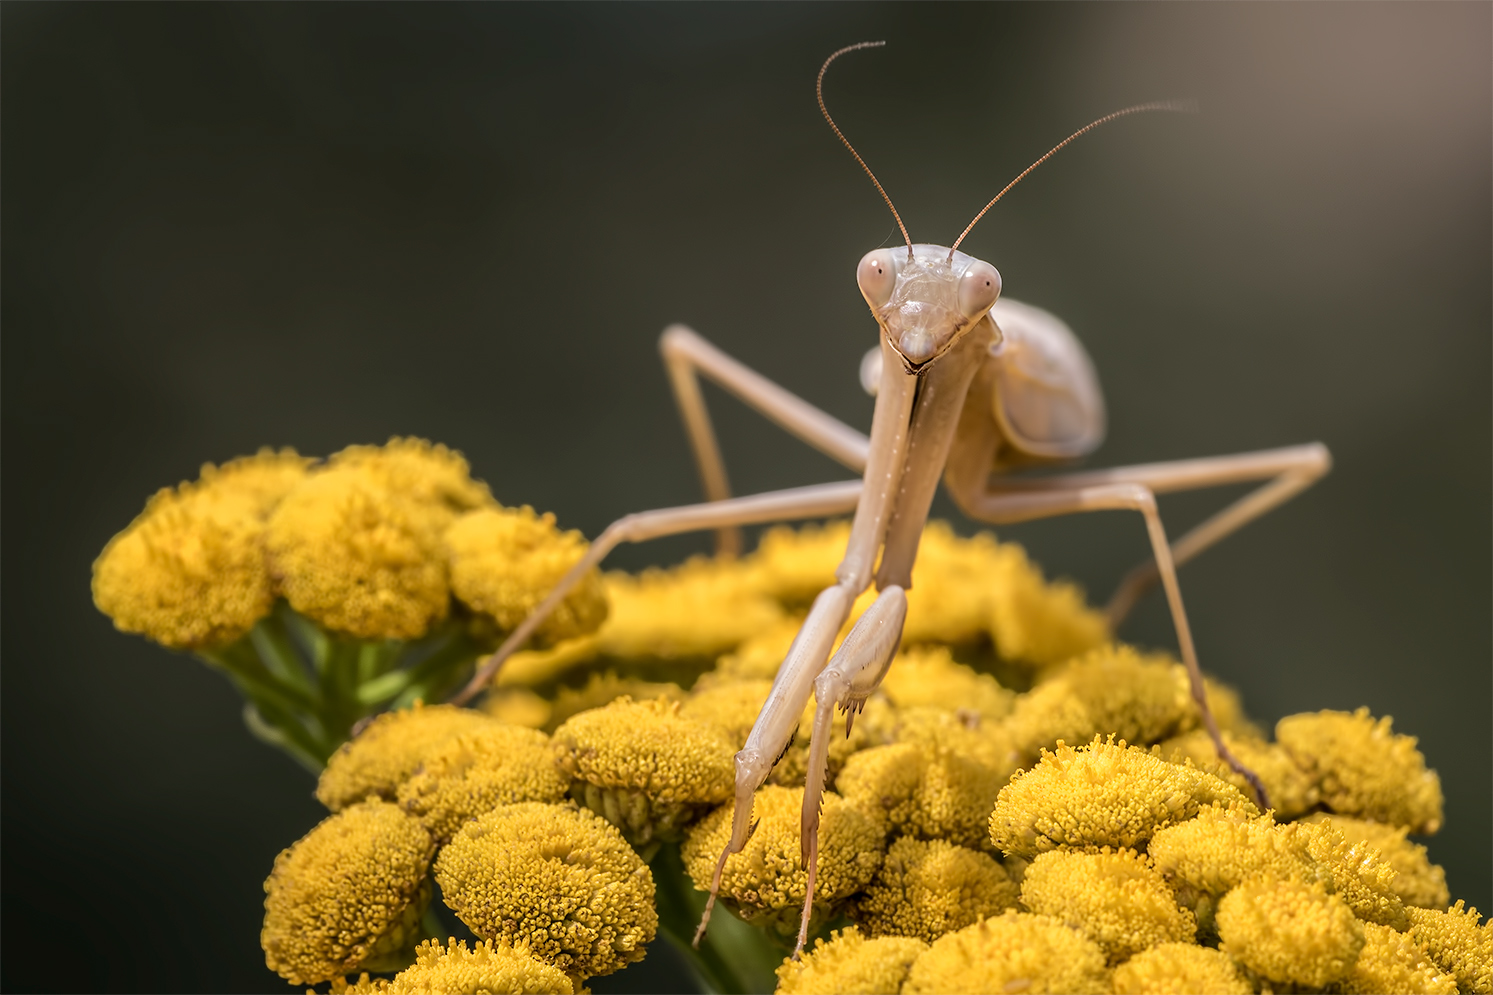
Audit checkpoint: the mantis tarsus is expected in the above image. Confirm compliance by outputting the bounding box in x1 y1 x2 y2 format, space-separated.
451 41 1331 957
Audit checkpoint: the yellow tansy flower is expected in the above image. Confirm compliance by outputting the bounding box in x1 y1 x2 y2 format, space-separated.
774 926 926 995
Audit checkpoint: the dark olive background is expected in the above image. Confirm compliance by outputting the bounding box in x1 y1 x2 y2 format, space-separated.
3 4 1488 993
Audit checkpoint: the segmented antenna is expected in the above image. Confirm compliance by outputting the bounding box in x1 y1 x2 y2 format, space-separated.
948 99 1198 260
818 41 913 260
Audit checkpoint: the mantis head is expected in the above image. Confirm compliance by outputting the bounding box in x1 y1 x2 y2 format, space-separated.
857 244 1001 368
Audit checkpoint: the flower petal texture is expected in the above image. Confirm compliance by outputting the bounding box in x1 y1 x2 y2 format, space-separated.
1216 875 1365 989
385 938 574 994
1019 848 1196 963
396 723 568 841
261 799 435 985
901 911 1108 995
855 837 1018 943
433 802 657 980
773 926 925 995
1110 942 1252 995
317 704 497 811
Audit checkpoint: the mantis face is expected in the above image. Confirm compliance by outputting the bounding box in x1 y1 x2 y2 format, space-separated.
857 244 1002 369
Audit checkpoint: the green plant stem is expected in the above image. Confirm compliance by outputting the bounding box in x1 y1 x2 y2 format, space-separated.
650 844 781 995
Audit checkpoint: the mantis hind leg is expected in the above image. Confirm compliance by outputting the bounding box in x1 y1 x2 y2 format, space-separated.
948 478 1272 809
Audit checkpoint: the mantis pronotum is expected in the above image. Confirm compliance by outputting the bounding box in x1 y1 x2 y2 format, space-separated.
451 41 1330 957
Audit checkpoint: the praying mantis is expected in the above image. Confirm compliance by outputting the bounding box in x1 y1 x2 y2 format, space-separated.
450 41 1331 956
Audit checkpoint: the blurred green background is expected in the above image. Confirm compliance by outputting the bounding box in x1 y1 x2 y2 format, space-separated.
3 4 1487 992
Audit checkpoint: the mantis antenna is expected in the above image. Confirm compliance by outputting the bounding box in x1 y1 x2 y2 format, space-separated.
948 99 1199 260
818 41 914 260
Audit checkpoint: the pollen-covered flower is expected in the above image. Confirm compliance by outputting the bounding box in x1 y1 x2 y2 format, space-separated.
261 799 435 985
748 520 850 606
1019 848 1196 963
597 556 786 661
875 645 1015 723
92 448 310 649
682 785 884 937
901 911 1109 995
774 926 926 995
317 704 497 810
900 523 1015 646
396 723 568 841
680 677 775 745
1003 645 1197 759
434 802 656 981
1304 816 1407 929
1160 728 1318 818
1344 922 1458 995
329 437 494 527
977 534 1108 666
552 697 734 844
384 938 575 994
1216 875 1365 989
1276 708 1444 833
988 737 1256 858
1110 942 1252 995
854 837 1018 942
266 465 451 640
546 671 683 732
1301 812 1449 910
1148 806 1320 902
445 505 607 645
837 738 1007 850
1406 902 1492 994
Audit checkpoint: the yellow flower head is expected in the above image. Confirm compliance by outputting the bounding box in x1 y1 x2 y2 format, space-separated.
396 723 568 842
385 938 575 995
1160 729 1318 819
597 556 786 662
1304 816 1407 929
978 535 1109 666
902 523 1013 646
546 670 683 732
1110 942 1251 995
901 911 1109 995
201 448 316 513
445 506 607 645
875 646 1015 723
1020 848 1196 963
552 697 734 845
317 704 496 810
702 618 806 685
1276 708 1444 833
680 678 775 746
1216 875 1365 989
261 800 435 985
266 465 450 640
836 738 1007 850
1301 813 1449 910
682 785 884 937
854 837 1018 943
1406 902 1492 994
329 438 494 526
1344 921 1458 995
749 520 850 606
774 926 926 995
1148 806 1321 902
92 449 310 648
988 737 1256 858
433 802 656 981
1003 645 1196 759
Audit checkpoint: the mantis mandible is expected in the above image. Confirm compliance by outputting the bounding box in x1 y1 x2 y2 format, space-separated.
451 41 1331 957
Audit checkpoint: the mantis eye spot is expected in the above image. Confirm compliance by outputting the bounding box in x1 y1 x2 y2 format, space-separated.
958 260 1002 318
856 249 897 308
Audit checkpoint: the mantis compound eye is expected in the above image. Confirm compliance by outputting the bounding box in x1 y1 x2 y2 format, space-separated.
856 249 897 308
958 260 1002 319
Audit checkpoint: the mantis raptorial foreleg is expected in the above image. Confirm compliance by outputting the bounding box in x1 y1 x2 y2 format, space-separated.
660 324 871 556
796 584 906 955
449 480 862 706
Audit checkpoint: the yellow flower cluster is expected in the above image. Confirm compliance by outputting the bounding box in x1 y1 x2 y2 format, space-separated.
93 438 607 647
267 717 656 987
251 518 1482 995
